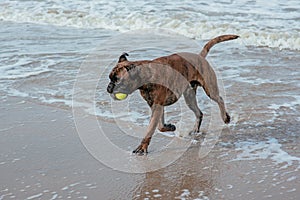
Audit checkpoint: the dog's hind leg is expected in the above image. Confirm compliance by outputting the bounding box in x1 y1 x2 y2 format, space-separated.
203 84 230 124
158 107 176 132
213 95 230 124
183 87 203 134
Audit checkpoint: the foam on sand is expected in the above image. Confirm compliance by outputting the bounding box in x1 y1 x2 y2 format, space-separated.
232 138 300 169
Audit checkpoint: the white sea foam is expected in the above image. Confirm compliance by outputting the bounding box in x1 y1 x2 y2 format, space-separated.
268 95 300 111
232 138 300 169
6 88 30 98
49 193 58 200
0 0 299 50
0 57 52 80
26 193 43 200
175 189 210 200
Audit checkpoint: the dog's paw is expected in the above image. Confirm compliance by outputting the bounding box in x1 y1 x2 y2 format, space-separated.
159 124 176 132
188 129 201 136
132 145 148 155
224 113 231 124
132 138 151 155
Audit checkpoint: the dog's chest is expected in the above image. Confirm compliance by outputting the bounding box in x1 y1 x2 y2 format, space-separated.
139 84 179 107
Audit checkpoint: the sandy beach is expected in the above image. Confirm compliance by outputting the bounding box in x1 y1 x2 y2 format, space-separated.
1 96 144 199
1 95 299 200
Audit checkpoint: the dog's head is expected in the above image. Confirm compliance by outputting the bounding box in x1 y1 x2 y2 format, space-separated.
107 53 142 99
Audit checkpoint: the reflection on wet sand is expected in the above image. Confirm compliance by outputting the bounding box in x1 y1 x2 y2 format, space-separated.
132 145 221 199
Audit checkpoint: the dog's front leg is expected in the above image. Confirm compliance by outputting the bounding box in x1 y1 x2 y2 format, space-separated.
133 104 163 155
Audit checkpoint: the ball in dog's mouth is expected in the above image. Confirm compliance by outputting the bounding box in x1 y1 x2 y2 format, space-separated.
114 93 128 100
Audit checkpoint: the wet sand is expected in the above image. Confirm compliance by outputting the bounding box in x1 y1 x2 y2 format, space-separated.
1 96 299 200
1 97 141 199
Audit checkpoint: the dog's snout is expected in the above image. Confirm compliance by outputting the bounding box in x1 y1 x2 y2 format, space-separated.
107 82 115 93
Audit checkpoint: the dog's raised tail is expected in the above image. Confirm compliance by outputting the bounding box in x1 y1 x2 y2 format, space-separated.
200 35 239 58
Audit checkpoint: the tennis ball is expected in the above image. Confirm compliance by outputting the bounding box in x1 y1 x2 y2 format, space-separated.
115 93 127 100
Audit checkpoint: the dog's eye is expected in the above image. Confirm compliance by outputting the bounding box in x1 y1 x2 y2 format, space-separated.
111 76 120 83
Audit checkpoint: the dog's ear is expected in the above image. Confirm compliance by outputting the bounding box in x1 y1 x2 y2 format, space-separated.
118 52 129 63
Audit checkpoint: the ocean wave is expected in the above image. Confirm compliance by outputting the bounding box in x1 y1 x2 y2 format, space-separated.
0 0 299 50
0 58 52 80
0 67 51 80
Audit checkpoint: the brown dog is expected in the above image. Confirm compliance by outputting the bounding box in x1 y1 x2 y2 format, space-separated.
107 35 239 154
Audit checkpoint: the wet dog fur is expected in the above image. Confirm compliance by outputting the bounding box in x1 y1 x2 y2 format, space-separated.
107 35 239 154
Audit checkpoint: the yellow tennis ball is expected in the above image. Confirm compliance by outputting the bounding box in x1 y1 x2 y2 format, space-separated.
115 93 127 100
